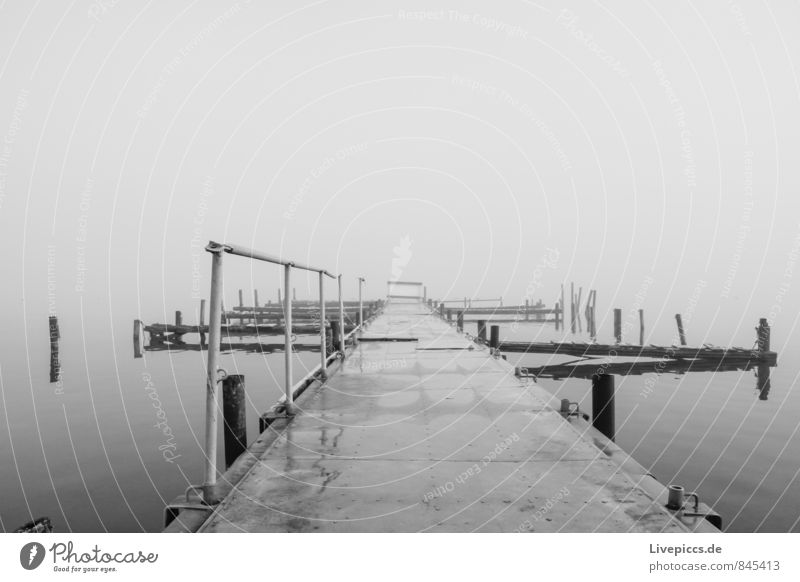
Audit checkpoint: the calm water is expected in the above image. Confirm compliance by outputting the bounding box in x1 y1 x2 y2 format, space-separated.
0 311 797 532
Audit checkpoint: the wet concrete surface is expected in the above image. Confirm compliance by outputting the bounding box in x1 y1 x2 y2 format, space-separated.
200 301 689 532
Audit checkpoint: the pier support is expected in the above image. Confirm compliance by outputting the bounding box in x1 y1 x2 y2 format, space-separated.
639 309 644 346
457 311 464 332
222 375 246 468
284 264 294 415
613 309 622 344
331 320 341 353
675 314 686 346
591 374 615 442
490 325 500 350
477 320 487 342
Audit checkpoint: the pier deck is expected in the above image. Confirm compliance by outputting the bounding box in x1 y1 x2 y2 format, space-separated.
198 301 708 533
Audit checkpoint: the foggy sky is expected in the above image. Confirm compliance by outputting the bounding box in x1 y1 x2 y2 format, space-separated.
1 0 799 348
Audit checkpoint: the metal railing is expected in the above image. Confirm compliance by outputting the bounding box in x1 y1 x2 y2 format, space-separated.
201 241 347 502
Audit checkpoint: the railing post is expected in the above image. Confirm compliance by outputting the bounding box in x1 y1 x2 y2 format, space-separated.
319 271 327 377
284 264 294 415
338 274 345 359
591 374 615 441
358 277 364 329
203 244 224 501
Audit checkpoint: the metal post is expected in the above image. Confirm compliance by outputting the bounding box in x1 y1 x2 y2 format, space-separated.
457 310 464 332
525 299 529 321
284 264 294 415
757 318 770 353
439 303 444 318
358 277 364 328
203 246 224 501
591 374 615 441
199 298 206 345
319 271 327 377
338 275 345 359
222 375 246 468
614 308 622 344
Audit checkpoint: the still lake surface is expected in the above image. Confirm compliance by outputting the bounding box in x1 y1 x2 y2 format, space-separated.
1 310 797 532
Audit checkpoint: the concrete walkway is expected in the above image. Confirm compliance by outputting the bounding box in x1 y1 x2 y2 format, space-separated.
199 300 693 532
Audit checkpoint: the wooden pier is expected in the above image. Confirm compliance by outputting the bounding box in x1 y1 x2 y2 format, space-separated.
166 299 721 533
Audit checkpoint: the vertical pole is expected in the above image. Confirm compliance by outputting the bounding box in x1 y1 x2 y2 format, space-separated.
477 320 487 342
238 289 244 324
338 275 345 359
490 325 500 350
457 310 464 332
254 289 259 308
614 308 622 344
358 278 364 328
293 287 296 302
331 320 341 353
423 286 427 302
439 303 444 318
675 314 686 346
638 309 644 346
175 310 182 326
560 284 565 332
319 271 327 377
570 282 576 333
447 309 453 322
278 287 282 305
284 264 294 415
132 319 142 359
204 247 224 501
199 299 207 345
757 318 771 353
554 301 560 331
222 375 246 468
591 374 615 441
525 299 530 321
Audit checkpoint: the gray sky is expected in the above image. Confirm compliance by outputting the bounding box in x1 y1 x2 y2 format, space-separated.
1 0 799 346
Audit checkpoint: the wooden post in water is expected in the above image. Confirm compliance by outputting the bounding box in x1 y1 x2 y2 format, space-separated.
278 287 281 305
175 310 182 326
447 309 453 322
525 299 530 321
554 301 560 331
203 245 224 500
613 308 622 344
477 320 487 342
757 318 771 353
638 309 644 346
222 375 246 469
293 287 297 302
439 303 445 318
331 320 341 353
457 311 464 332
675 314 686 346
576 287 583 333
570 282 576 334
591 374 615 441
489 325 500 350
199 299 206 346
132 319 142 358
254 289 259 309
560 284 565 331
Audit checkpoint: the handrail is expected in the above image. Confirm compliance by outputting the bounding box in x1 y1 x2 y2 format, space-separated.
207 241 335 278
200 240 342 504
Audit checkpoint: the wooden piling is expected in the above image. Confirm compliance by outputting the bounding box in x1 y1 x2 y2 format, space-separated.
238 289 243 308
757 318 771 352
254 290 259 309
457 311 464 332
591 374 615 441
447 309 453 322
222 375 246 468
489 325 500 349
638 309 644 346
570 282 576 334
199 299 206 345
613 308 622 344
525 299 529 321
331 320 342 353
133 319 142 358
477 320 487 342
675 314 686 346
439 303 445 318
175 310 182 326
554 301 560 331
